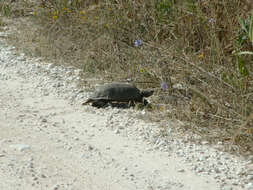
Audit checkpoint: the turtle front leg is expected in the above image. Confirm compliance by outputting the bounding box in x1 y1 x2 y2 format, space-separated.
143 99 149 106
128 100 135 108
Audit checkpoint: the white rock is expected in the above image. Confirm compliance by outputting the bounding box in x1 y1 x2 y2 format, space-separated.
114 129 120 134
10 144 31 151
201 141 209 145
247 182 253 190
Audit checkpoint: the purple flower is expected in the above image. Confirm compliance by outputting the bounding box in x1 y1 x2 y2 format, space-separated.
161 82 169 90
208 18 215 23
134 39 143 47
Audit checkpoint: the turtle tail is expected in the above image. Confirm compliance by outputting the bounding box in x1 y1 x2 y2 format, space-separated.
141 90 154 97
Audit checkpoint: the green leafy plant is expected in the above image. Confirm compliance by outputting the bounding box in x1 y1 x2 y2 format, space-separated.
232 10 253 85
1 4 11 17
237 56 249 78
155 0 175 21
236 10 253 55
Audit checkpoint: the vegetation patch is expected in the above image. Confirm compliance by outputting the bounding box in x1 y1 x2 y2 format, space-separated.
1 0 253 154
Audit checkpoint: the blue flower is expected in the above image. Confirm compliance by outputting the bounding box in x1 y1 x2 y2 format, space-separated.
135 39 143 47
161 82 169 90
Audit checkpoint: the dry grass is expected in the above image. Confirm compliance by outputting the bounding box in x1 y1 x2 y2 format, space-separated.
1 0 253 154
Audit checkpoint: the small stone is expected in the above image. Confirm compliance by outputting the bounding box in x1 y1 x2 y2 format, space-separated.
248 156 253 163
201 141 208 145
47 64 54 69
247 182 253 190
87 145 93 151
214 168 221 174
10 144 31 152
196 167 205 173
41 118 47 123
177 169 185 172
114 129 120 134
67 146 72 150
52 184 59 190
222 186 233 190
118 125 125 129
248 174 253 180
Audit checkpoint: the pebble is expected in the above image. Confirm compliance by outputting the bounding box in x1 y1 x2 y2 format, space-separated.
248 175 253 180
10 144 31 152
41 118 47 123
114 129 120 134
201 141 209 145
177 169 185 172
87 145 93 151
247 182 253 190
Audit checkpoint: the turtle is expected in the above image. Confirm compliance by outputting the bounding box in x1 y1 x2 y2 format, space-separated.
82 82 154 108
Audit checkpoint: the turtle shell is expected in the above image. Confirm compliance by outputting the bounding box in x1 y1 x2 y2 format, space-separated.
89 83 143 102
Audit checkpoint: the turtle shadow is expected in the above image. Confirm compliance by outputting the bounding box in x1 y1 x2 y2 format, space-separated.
92 102 133 109
91 101 151 109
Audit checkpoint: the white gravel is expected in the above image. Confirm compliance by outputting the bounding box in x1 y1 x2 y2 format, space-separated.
0 26 253 190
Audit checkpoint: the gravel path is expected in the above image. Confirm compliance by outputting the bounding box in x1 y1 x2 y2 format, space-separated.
0 27 253 190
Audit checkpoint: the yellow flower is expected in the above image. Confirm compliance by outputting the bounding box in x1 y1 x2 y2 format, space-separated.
63 7 69 11
160 105 165 111
80 10 86 15
52 11 58 15
52 15 58 20
139 68 143 73
199 53 204 59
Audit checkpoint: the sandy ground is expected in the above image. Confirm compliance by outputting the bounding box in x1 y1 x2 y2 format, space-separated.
0 26 252 190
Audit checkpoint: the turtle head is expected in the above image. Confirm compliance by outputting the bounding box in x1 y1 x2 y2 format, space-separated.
141 90 154 98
